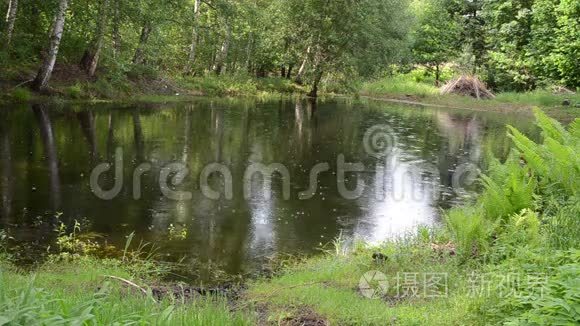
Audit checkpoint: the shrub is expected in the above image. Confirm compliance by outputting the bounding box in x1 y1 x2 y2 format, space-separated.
127 64 159 81
65 83 84 99
445 207 490 258
9 88 32 102
508 261 580 325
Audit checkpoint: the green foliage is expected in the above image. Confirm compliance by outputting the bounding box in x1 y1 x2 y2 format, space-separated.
362 73 440 98
507 260 580 325
0 259 254 325
410 0 461 81
178 75 303 97
544 199 580 249
127 64 159 81
446 109 579 261
65 84 84 100
8 88 32 102
478 156 537 221
475 249 580 325
445 207 490 258
52 220 101 259
482 0 580 90
494 90 580 107
508 109 580 197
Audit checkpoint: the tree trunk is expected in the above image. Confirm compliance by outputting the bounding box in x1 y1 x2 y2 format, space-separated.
32 0 68 91
286 64 293 79
184 0 201 75
0 120 13 221
256 66 266 78
307 68 323 98
77 112 98 160
435 64 440 86
112 0 121 58
32 105 61 210
4 0 18 48
106 113 116 159
213 21 231 75
133 111 145 161
294 46 311 85
80 0 109 76
132 21 152 65
245 33 253 73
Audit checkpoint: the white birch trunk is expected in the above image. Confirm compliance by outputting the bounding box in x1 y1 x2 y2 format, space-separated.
4 0 18 48
294 45 311 84
184 0 201 74
81 0 109 76
213 21 231 75
33 0 68 91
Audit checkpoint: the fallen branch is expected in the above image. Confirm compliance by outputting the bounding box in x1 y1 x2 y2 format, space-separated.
102 275 156 302
10 79 34 91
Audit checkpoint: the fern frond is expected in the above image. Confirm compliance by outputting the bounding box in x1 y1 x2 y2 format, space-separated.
533 108 569 144
507 125 545 175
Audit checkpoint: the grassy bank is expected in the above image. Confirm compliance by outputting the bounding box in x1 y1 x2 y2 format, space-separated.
362 74 580 121
0 62 306 105
0 257 254 325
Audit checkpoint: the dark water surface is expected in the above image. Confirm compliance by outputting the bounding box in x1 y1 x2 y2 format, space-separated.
0 98 536 281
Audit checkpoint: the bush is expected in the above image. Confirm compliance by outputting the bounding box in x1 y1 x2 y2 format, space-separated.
445 207 490 258
127 64 159 81
9 88 32 102
65 83 84 99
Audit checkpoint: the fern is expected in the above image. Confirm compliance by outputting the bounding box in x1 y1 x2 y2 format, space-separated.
507 126 546 175
569 119 580 140
532 108 569 144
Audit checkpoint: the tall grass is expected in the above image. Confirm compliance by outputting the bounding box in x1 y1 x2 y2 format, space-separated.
495 90 580 107
362 74 440 98
0 258 254 325
177 75 305 97
361 71 580 112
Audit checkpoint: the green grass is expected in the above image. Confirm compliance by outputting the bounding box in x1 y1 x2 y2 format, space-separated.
0 257 254 325
494 90 580 107
362 74 440 98
246 239 478 325
7 88 33 102
176 75 306 97
361 74 580 121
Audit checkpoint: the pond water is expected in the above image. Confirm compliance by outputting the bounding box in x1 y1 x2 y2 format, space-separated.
0 98 536 281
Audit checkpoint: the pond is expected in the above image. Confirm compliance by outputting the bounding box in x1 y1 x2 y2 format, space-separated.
0 98 536 281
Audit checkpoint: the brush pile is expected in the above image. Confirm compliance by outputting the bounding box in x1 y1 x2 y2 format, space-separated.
440 75 495 99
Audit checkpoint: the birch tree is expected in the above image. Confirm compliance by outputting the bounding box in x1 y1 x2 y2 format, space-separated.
4 0 18 48
80 0 110 76
213 20 231 75
184 0 202 74
32 0 69 91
